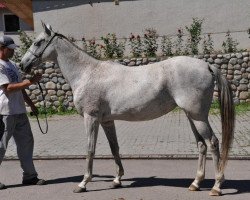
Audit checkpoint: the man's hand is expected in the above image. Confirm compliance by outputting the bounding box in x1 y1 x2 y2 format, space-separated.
30 73 42 84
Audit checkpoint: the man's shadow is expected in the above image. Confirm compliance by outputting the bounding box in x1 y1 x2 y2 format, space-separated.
7 175 250 196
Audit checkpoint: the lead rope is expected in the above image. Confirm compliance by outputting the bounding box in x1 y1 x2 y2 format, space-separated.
31 82 48 134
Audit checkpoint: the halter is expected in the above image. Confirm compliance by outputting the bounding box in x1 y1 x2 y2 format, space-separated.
27 32 63 60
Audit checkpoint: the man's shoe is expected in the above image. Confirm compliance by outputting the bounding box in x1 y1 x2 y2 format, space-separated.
0 182 6 190
22 177 46 185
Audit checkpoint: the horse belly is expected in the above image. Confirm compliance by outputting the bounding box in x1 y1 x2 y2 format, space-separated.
104 99 177 122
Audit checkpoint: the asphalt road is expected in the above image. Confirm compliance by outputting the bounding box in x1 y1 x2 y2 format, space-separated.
0 159 249 200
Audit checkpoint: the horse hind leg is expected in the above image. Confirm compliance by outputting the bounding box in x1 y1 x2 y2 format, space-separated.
101 121 124 188
186 113 224 196
186 115 207 191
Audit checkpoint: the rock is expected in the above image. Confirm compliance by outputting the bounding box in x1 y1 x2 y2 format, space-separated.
29 85 37 90
66 91 73 96
242 73 248 79
62 84 71 91
243 57 249 62
57 90 65 96
214 59 222 64
235 53 243 58
229 58 237 65
57 83 61 90
142 58 148 64
237 59 243 64
242 62 248 68
29 94 36 100
234 64 241 70
25 89 31 95
47 90 56 95
32 89 41 95
240 78 249 84
227 70 233 75
226 75 233 80
127 61 136 66
238 84 248 91
210 54 217 59
239 91 250 100
53 101 60 106
136 61 142 66
51 77 58 83
148 57 157 62
221 64 227 69
223 54 231 59
207 58 214 63
241 68 246 73
45 82 56 90
228 64 234 70
50 96 58 101
44 62 55 68
58 78 66 84
45 68 54 74
234 70 242 75
123 59 130 64
242 52 249 57
234 75 242 81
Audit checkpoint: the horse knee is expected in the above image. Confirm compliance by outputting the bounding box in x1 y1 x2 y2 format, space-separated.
198 141 207 155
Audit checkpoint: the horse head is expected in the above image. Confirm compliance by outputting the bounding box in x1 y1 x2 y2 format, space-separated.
20 22 57 73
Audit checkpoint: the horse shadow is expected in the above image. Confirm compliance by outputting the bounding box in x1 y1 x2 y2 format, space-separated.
44 175 250 196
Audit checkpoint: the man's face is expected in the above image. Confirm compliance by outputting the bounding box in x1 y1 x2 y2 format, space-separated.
4 47 14 58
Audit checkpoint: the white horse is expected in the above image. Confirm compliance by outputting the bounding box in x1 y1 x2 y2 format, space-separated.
20 23 234 196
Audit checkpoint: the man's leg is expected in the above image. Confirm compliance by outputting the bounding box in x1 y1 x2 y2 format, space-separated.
0 115 16 189
13 114 45 185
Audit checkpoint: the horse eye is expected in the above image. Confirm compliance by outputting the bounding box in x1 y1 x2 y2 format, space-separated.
34 39 45 46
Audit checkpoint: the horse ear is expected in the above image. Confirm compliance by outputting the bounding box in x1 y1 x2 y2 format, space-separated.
44 24 52 36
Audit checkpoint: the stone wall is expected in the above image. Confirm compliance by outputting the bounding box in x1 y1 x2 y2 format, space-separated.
25 52 250 111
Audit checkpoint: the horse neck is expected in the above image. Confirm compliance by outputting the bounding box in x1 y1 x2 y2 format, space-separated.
54 37 99 90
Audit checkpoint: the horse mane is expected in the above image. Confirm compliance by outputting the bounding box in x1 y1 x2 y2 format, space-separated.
54 32 94 58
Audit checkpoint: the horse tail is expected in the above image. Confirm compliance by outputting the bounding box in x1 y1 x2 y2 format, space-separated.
208 64 235 173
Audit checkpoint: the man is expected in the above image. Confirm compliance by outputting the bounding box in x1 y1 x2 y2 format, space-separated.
0 36 45 190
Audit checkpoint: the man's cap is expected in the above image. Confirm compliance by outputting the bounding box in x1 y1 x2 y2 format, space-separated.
0 35 19 49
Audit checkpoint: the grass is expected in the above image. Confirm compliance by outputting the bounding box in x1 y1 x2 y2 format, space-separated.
172 101 250 115
28 106 78 119
210 101 250 115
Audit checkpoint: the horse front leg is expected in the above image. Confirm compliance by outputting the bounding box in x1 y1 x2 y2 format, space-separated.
73 113 99 193
101 121 124 188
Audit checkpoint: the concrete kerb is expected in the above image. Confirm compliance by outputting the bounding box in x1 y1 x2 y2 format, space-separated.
4 154 250 160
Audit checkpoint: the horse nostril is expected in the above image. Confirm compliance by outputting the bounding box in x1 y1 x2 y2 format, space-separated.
19 63 23 70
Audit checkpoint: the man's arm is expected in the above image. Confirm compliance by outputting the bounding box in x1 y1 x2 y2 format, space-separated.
3 74 42 93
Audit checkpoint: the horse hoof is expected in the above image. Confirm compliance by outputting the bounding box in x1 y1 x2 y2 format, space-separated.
188 184 200 191
209 188 222 196
112 181 122 188
73 186 86 193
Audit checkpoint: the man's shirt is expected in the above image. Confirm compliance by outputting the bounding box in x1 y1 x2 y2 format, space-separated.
0 59 26 115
